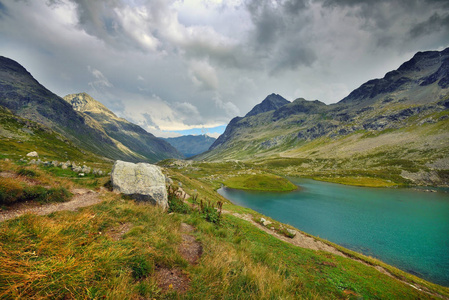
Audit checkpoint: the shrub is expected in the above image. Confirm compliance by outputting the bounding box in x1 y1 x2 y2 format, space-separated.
0 177 71 205
0 178 23 204
17 168 38 178
167 185 191 214
199 199 223 224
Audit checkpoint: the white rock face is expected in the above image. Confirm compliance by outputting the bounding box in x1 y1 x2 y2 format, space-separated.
111 160 168 209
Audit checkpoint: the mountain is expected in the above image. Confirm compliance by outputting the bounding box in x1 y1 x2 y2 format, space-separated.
0 56 180 163
0 104 106 163
198 48 449 186
63 93 182 162
163 134 216 158
245 93 289 117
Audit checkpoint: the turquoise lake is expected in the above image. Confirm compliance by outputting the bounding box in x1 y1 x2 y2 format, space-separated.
218 178 449 287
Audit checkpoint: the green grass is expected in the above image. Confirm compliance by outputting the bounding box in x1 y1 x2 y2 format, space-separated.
1 162 448 299
221 174 297 192
1 195 445 299
312 176 399 187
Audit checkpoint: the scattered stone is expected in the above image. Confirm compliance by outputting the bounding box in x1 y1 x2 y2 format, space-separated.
111 160 168 209
260 217 272 226
286 228 297 237
78 173 85 177
26 151 38 157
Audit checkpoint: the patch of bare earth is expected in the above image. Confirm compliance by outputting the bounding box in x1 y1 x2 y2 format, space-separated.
0 188 103 222
155 268 190 294
105 222 132 241
179 222 202 265
155 223 202 295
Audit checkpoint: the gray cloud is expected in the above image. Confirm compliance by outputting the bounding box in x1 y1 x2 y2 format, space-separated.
410 13 449 38
0 0 448 137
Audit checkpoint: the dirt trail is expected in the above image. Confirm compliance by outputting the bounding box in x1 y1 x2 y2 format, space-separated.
0 188 103 222
155 222 202 294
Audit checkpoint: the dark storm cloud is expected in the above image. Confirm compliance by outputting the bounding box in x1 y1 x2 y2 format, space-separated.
410 13 449 38
245 0 316 74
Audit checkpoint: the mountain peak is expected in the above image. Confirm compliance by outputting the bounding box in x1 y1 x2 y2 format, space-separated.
64 92 114 117
245 93 290 117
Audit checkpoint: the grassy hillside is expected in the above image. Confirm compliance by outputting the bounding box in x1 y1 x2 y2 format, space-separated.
1 157 448 299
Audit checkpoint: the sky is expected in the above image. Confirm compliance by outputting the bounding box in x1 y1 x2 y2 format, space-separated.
1 0 449 138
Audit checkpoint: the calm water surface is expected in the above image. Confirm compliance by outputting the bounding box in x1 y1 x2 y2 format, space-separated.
218 178 449 287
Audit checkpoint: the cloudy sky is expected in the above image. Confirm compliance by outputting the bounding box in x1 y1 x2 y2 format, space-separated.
1 0 448 137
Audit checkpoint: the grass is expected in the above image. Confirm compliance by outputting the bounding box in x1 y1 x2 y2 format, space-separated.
1 197 445 299
312 176 400 187
221 174 297 192
0 159 448 299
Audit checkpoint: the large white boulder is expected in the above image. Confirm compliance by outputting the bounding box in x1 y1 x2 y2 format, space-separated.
111 160 168 209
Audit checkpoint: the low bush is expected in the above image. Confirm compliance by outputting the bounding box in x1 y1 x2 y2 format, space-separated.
167 185 191 214
0 178 71 205
17 168 39 178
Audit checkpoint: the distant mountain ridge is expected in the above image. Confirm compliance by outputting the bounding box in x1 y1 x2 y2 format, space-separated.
0 56 181 162
163 134 216 158
198 48 449 186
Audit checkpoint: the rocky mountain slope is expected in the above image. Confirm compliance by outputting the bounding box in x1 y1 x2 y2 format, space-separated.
0 56 181 163
63 93 182 162
198 48 449 186
163 134 216 158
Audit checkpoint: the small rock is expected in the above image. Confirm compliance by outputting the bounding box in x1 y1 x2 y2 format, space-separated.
260 218 272 226
286 228 297 237
26 151 38 157
78 173 85 177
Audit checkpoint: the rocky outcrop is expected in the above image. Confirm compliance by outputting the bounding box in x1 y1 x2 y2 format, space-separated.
111 160 168 209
